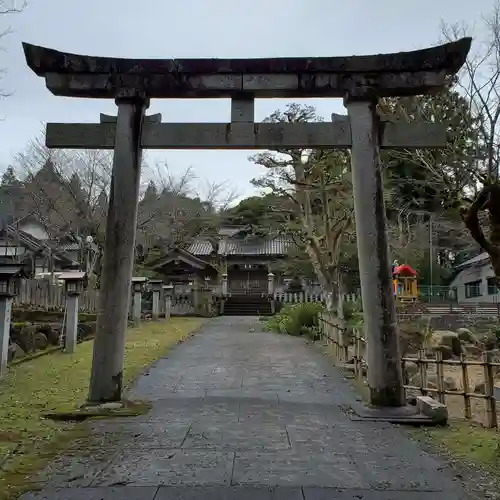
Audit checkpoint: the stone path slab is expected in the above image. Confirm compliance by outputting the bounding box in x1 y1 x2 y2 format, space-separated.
20 317 478 499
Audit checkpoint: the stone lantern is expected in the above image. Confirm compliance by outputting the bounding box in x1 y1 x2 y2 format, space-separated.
131 277 148 323
221 273 228 297
267 272 275 296
59 271 88 354
163 284 174 321
149 279 163 320
0 264 28 377
0 264 26 297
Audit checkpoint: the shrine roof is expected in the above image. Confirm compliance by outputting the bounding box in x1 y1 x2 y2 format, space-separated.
187 235 292 257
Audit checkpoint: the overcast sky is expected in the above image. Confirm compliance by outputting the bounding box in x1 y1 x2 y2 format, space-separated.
0 0 493 201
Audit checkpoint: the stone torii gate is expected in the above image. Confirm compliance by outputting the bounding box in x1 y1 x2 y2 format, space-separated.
23 38 471 406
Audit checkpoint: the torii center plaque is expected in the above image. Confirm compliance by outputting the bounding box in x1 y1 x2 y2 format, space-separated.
22 38 471 406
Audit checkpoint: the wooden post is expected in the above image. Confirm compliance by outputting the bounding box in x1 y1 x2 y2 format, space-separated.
482 351 498 428
354 329 361 377
435 350 445 404
345 96 404 407
88 94 148 403
418 349 428 396
460 353 472 420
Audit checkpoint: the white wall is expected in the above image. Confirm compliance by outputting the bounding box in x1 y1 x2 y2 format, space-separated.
0 241 26 256
450 263 499 303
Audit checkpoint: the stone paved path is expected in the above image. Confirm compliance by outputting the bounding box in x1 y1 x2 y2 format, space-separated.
23 317 477 499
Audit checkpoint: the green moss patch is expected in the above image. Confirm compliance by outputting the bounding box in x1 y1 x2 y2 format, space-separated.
412 421 500 472
0 317 205 500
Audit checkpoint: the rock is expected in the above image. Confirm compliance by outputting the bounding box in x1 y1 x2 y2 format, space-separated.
405 363 419 377
98 402 123 410
403 363 419 384
474 382 485 394
409 372 436 389
462 344 483 357
33 332 48 350
489 349 500 376
443 376 458 391
417 395 448 425
480 333 498 351
431 345 454 360
18 324 37 353
431 330 462 356
399 322 426 356
7 343 24 362
77 323 94 342
457 328 475 343
37 324 58 345
408 372 457 391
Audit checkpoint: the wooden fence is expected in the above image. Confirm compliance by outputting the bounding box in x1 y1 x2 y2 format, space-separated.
274 292 359 304
318 311 500 428
14 279 98 312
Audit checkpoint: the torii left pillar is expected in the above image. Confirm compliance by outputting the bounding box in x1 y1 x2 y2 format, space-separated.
88 92 149 403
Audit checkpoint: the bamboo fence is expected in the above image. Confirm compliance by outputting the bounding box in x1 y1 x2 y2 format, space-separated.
319 311 500 428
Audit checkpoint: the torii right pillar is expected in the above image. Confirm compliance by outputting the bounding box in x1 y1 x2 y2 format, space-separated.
345 94 404 406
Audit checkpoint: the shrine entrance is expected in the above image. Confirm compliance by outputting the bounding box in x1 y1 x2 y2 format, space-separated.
22 38 471 406
228 265 268 296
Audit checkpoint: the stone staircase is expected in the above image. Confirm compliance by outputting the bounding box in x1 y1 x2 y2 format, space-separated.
222 296 273 316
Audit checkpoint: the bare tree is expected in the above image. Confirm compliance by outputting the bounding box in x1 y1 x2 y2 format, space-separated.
14 134 113 242
136 161 239 252
0 0 26 97
14 132 239 264
251 104 353 311
440 3 500 281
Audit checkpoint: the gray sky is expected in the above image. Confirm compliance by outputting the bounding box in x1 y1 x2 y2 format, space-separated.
0 0 493 201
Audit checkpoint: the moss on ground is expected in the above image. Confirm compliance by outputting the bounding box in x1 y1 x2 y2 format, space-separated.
411 421 500 476
0 317 204 500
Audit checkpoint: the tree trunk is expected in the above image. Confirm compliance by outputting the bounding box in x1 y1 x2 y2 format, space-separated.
462 184 500 284
336 270 345 320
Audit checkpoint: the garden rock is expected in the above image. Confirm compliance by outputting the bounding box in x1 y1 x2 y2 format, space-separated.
399 322 426 355
37 324 58 345
480 333 498 351
403 362 419 384
474 381 485 394
33 332 48 350
456 327 476 343
408 372 457 391
17 324 38 353
7 342 24 362
490 349 500 376
431 344 454 360
431 330 461 356
443 376 458 391
462 343 483 357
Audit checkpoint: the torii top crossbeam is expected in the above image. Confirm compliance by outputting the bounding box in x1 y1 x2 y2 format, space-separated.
22 38 471 99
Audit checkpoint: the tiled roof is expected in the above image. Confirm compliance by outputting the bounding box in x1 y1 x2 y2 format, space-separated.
187 240 213 255
58 242 81 251
187 236 292 257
